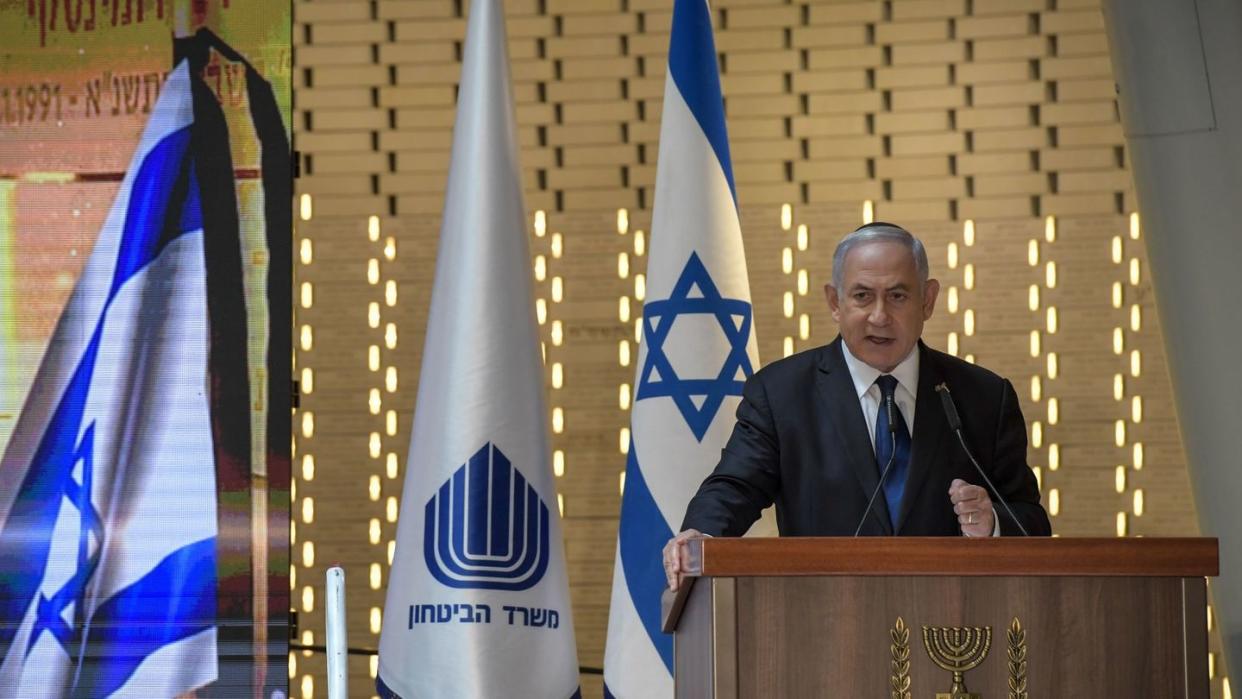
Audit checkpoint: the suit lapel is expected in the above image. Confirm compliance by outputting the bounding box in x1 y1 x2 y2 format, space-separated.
816 338 893 534
896 341 948 533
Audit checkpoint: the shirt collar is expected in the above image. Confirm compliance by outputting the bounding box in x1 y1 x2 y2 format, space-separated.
840 340 920 400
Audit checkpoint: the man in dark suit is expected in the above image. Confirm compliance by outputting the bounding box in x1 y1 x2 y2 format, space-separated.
663 222 1051 589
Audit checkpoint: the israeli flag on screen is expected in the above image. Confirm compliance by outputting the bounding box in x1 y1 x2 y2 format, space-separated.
0 62 218 697
603 1 765 695
375 0 579 697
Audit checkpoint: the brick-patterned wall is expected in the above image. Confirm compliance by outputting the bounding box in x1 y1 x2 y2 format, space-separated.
290 1 1228 697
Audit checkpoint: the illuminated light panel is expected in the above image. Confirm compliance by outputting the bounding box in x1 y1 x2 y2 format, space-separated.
796 224 808 251
368 302 380 328
1133 442 1144 470
781 247 793 275
301 412 314 438
1114 420 1126 447
551 362 563 390
1028 239 1039 267
780 203 792 230
1032 420 1043 447
797 269 808 296
862 199 874 223
963 264 974 290
369 519 381 545
1027 285 1038 312
536 298 547 325
619 427 630 454
947 286 959 314
1047 397 1059 425
1044 261 1056 289
534 210 547 237
385 280 397 307
1044 215 1056 243
783 336 794 357
618 296 631 323
301 368 314 394
367 258 379 285
369 345 380 371
618 340 631 367
1112 281 1123 308
1030 376 1042 402
963 309 975 337
1046 352 1058 379
299 194 312 221
1029 331 1040 357
1129 304 1141 332
619 383 631 410
300 282 313 308
551 320 563 346
370 607 382 634
384 236 396 261
553 450 565 477
368 214 380 241
964 354 975 364
963 219 975 246
1048 443 1059 471
616 208 628 235
1111 235 1123 264
369 432 381 459
386 496 398 523
386 367 398 393
1045 307 1057 334
388 541 396 565
533 255 547 281
302 455 315 481
798 313 810 340
1113 327 1124 355
302 585 314 612
619 472 626 495
947 242 958 270
1048 489 1060 516
300 325 313 351
1116 512 1127 536
1114 374 1124 401
302 541 314 567
634 319 642 344
1132 396 1143 423
299 239 313 265
1133 489 1144 516
1115 466 1126 493
386 453 399 479
552 407 564 434
369 388 381 415
551 233 563 258
370 563 382 590
1129 258 1140 286
1129 212 1141 240
302 497 314 523
634 230 646 256
947 332 958 356
635 274 646 301
301 674 313 699
385 323 397 349
1130 350 1142 377
782 292 794 318
557 494 565 517
369 475 381 501
617 252 630 279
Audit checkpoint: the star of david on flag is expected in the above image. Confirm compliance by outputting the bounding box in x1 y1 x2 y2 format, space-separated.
636 252 754 441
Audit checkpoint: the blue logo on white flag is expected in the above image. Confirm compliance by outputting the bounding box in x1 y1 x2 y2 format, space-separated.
636 252 754 441
423 443 550 591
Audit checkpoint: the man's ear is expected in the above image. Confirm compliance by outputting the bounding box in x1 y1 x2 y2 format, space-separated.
825 283 842 323
922 278 940 320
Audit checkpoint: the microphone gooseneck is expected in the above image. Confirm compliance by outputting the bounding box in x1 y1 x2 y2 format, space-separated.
934 382 1030 537
853 393 900 537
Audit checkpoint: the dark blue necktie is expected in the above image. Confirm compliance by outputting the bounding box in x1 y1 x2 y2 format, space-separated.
874 375 911 529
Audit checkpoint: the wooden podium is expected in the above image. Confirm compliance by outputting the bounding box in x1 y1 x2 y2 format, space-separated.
661 537 1218 698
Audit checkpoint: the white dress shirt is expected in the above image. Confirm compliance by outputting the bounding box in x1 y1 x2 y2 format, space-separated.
838 341 1000 536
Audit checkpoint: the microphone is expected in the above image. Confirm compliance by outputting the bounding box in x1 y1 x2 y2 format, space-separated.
935 383 1029 536
853 393 900 537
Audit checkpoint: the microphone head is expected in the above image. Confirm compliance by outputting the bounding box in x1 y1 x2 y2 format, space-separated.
936 382 964 431
885 393 898 433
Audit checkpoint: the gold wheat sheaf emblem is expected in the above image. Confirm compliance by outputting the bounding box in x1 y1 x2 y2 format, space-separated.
890 617 912 699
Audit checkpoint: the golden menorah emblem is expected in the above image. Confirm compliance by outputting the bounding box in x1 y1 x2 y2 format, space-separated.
921 624 993 699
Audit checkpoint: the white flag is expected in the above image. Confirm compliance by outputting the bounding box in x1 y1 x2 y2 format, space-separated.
375 0 580 697
603 1 764 696
0 62 218 697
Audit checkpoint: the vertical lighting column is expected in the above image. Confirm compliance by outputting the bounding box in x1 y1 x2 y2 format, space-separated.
1026 216 1058 520
293 193 316 699
777 204 811 358
532 210 567 515
945 220 977 364
616 209 643 496
1110 213 1145 537
364 214 398 679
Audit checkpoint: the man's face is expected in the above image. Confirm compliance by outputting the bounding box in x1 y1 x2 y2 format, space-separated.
826 241 939 373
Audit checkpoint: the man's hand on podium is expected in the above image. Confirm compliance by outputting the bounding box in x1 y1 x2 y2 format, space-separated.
949 478 997 537
663 528 705 590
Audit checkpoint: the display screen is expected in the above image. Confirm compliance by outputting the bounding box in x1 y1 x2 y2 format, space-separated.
0 2 291 695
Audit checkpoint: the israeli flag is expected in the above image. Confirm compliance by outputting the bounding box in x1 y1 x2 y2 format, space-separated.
375 0 579 696
0 62 218 697
603 1 766 695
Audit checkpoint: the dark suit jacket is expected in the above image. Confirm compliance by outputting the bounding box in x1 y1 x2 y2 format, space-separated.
681 337 1051 537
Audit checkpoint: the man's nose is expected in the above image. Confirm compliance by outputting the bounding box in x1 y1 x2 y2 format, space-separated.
869 300 890 325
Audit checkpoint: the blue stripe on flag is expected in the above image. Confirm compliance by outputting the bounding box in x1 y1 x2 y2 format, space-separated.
0 125 201 662
616 443 674 673
667 0 737 205
71 537 216 697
